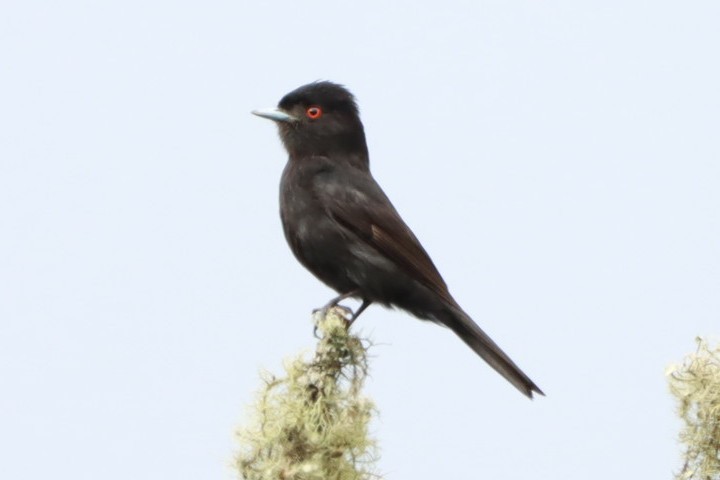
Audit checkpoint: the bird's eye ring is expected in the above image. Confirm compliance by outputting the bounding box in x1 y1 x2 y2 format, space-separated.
306 106 323 119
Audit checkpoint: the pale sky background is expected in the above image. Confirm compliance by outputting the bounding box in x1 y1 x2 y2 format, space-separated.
1 1 719 479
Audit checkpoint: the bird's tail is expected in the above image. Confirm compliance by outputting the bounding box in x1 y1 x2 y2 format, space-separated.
438 304 544 398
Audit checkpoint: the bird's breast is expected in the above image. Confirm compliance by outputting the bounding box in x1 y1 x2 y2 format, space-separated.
278 159 362 293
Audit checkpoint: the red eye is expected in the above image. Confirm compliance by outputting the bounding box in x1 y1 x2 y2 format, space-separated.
306 106 323 119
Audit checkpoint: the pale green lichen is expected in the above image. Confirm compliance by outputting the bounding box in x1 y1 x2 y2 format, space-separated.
236 308 380 480
667 338 720 480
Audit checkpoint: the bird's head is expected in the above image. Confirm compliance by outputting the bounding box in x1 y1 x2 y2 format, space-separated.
252 81 368 161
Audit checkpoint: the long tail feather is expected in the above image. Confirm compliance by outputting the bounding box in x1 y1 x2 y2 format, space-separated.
438 305 544 398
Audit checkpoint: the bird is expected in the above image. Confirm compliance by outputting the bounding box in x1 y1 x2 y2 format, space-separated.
252 81 543 398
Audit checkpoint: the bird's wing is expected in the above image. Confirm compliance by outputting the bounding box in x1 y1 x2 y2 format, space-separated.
316 166 455 305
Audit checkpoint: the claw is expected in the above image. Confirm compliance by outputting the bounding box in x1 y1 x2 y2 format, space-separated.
311 293 372 335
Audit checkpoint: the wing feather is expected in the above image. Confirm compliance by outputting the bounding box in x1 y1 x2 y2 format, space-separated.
317 167 454 305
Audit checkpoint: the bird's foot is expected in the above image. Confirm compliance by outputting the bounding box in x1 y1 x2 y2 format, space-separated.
312 304 353 338
311 291 371 336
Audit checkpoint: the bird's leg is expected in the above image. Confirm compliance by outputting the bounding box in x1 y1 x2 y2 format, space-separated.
317 290 358 314
347 299 372 327
313 292 371 332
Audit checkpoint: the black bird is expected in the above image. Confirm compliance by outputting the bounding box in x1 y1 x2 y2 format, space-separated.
252 81 543 398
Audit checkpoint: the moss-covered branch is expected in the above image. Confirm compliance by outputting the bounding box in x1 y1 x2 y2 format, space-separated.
236 307 380 480
668 338 720 480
